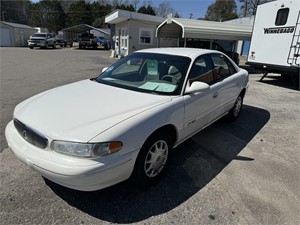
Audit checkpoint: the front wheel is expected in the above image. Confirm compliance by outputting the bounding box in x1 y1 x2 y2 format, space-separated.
131 133 171 187
226 94 243 121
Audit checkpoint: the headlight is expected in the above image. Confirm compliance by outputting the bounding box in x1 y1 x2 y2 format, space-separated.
51 141 123 158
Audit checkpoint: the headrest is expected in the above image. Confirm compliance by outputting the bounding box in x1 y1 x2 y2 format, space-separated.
168 65 179 75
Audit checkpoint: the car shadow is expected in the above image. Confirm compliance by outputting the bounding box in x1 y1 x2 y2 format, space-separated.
45 104 270 223
259 74 299 91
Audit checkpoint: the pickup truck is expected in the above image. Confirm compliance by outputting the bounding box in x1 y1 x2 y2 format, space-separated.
28 33 56 49
55 34 73 47
78 32 97 49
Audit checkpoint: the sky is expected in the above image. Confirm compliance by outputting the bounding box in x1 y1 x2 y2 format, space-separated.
153 0 218 19
30 0 242 19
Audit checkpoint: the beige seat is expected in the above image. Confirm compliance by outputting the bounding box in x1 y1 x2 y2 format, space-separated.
167 66 182 84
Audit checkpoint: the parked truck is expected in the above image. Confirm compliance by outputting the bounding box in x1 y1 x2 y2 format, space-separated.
247 0 300 83
28 33 56 49
78 32 97 49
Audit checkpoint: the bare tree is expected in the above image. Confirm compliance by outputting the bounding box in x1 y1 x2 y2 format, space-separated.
156 1 177 18
239 0 275 16
112 0 124 7
131 0 140 11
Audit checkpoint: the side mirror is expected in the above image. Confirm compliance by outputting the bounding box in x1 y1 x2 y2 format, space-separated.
102 67 108 72
185 81 210 94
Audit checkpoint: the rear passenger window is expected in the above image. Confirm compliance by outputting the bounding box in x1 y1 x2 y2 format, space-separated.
210 54 236 79
188 55 214 85
275 8 289 26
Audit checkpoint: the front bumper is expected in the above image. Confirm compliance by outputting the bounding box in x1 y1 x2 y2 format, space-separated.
28 41 46 47
5 121 139 191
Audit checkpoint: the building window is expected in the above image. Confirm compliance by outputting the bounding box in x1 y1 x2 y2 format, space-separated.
139 28 153 45
120 28 128 49
275 8 289 26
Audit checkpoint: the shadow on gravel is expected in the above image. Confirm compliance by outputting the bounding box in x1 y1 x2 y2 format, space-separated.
45 104 270 224
258 74 299 91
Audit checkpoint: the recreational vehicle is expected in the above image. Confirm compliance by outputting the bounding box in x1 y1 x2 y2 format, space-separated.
247 0 299 81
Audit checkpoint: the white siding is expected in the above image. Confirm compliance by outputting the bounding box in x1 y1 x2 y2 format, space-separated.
0 27 11 46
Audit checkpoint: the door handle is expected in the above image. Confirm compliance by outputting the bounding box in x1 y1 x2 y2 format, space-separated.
213 92 218 98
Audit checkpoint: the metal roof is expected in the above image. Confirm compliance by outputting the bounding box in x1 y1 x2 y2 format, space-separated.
62 24 110 36
156 18 253 41
0 21 36 30
105 9 164 24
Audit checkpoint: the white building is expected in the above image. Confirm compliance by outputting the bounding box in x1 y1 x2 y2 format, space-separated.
105 10 253 59
105 10 176 56
0 21 37 47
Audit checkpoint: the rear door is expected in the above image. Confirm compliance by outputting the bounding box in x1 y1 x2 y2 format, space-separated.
209 53 242 115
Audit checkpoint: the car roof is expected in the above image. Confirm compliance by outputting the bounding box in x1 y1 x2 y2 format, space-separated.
135 47 220 59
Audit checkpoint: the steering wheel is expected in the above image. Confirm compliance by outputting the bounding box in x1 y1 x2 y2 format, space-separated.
161 75 179 83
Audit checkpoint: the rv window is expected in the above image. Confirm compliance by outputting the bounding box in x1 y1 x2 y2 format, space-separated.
275 8 289 26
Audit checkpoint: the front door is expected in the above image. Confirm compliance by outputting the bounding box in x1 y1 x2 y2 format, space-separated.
182 55 220 139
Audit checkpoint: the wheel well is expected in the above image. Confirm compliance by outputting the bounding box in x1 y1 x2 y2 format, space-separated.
240 88 246 98
148 125 178 147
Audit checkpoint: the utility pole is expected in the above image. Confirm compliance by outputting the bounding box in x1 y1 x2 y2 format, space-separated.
244 0 248 17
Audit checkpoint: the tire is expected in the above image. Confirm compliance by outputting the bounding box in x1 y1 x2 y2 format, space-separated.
226 94 243 121
29 46 33 49
131 133 171 187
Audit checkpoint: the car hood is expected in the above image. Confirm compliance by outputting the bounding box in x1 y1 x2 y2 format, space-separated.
14 80 171 142
30 37 46 40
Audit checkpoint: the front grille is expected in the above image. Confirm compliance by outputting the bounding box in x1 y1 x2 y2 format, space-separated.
14 119 48 149
30 39 44 43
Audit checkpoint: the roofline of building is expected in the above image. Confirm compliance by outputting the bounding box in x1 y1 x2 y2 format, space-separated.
105 9 164 24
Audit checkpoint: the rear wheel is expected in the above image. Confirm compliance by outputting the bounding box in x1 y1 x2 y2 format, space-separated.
131 133 171 187
227 94 243 121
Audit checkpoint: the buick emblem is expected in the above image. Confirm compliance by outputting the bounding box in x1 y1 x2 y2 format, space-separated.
22 130 28 140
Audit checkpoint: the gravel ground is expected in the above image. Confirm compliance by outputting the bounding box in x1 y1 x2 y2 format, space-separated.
0 47 299 225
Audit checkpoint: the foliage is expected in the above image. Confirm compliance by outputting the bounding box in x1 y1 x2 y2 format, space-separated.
0 0 178 31
137 5 156 15
0 0 31 24
27 0 66 33
204 0 238 21
238 0 275 16
66 0 93 27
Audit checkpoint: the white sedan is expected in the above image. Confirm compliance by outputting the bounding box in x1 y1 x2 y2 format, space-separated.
5 48 249 191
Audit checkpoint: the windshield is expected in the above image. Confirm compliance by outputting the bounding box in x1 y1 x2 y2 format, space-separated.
96 53 191 95
33 34 47 38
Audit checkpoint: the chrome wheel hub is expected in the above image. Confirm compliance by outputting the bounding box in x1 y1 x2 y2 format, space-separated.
144 140 168 178
233 96 242 117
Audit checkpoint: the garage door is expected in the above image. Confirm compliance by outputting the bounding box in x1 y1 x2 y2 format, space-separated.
0 28 12 46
